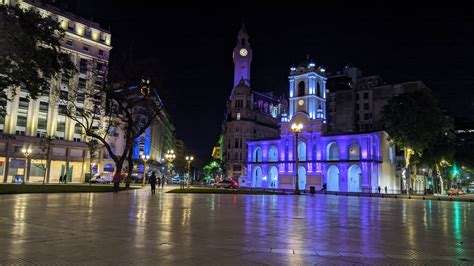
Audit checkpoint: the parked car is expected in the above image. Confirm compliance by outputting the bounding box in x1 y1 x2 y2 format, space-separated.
213 179 238 189
447 188 465 196
90 175 113 184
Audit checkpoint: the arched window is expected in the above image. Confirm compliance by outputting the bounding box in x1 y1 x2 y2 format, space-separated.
316 81 321 97
326 142 339 161
298 81 305 96
327 165 340 191
268 145 278 162
348 142 361 160
297 141 306 161
253 147 262 162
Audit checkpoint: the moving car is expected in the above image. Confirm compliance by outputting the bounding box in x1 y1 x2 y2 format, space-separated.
213 179 238 189
447 188 465 196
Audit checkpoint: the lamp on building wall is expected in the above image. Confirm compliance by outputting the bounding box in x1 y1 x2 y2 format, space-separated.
21 148 32 184
291 123 303 194
185 156 194 189
141 154 150 186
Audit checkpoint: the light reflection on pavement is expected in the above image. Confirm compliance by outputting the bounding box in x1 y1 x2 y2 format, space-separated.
0 186 472 265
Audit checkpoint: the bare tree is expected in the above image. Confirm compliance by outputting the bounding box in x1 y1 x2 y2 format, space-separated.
85 137 100 185
62 57 163 187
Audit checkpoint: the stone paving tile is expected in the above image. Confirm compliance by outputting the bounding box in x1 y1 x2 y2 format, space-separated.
0 186 473 264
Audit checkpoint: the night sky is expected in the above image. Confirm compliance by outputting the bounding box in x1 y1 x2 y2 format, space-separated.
72 2 474 165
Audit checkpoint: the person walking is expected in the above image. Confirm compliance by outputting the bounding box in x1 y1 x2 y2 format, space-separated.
161 175 165 189
384 186 388 194
149 172 157 195
157 175 161 189
378 186 381 194
113 171 121 193
63 173 68 184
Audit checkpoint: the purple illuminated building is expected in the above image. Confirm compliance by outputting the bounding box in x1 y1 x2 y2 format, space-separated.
245 60 399 193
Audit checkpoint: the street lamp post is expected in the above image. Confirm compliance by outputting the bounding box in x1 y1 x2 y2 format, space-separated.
165 149 176 186
21 148 32 184
185 156 194 189
141 154 150 186
291 123 303 194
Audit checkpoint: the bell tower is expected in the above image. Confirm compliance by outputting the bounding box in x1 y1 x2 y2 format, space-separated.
287 59 327 121
233 24 253 87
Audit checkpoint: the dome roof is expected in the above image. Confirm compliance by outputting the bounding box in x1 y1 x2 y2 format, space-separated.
231 78 250 96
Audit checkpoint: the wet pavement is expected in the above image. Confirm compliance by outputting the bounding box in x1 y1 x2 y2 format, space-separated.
0 186 473 265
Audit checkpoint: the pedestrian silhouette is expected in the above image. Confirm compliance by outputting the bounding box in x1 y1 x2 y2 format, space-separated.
378 186 381 194
112 171 121 193
149 172 157 195
384 186 388 194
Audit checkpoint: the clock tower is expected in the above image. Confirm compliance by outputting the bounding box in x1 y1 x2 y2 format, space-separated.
233 24 253 87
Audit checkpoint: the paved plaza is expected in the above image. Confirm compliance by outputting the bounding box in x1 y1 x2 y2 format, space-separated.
0 187 473 265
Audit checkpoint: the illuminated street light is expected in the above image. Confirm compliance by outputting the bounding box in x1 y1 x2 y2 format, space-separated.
185 156 194 189
165 150 176 185
291 123 303 194
141 154 150 186
21 148 32 184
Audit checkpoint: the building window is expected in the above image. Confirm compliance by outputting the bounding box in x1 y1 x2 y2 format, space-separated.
356 93 359 100
76 93 85 103
236 127 239 132
234 138 239 148
67 21 75 30
19 97 29 110
364 113 369 120
364 103 369 110
58 105 67 115
235 100 243 109
79 59 88 73
66 40 73 47
83 45 89 51
298 81 305 96
59 91 68 101
16 116 27 127
236 113 241 120
364 92 369 99
99 50 104 56
37 118 47 130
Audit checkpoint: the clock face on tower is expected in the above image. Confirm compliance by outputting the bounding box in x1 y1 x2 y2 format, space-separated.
239 48 248 57
298 99 304 106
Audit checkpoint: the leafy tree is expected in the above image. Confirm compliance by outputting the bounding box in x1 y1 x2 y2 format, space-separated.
418 135 455 194
202 160 224 183
0 5 74 114
382 90 446 193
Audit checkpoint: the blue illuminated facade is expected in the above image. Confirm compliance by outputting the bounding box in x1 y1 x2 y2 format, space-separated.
245 61 399 193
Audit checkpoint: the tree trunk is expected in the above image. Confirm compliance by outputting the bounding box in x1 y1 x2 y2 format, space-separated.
89 156 93 186
403 148 414 195
126 146 134 188
435 163 444 195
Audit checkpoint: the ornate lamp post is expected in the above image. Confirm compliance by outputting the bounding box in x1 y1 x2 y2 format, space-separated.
141 154 150 186
291 123 303 194
21 148 32 184
165 149 176 185
185 156 194 189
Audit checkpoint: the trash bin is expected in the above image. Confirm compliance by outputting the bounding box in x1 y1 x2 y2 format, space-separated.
310 186 316 195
